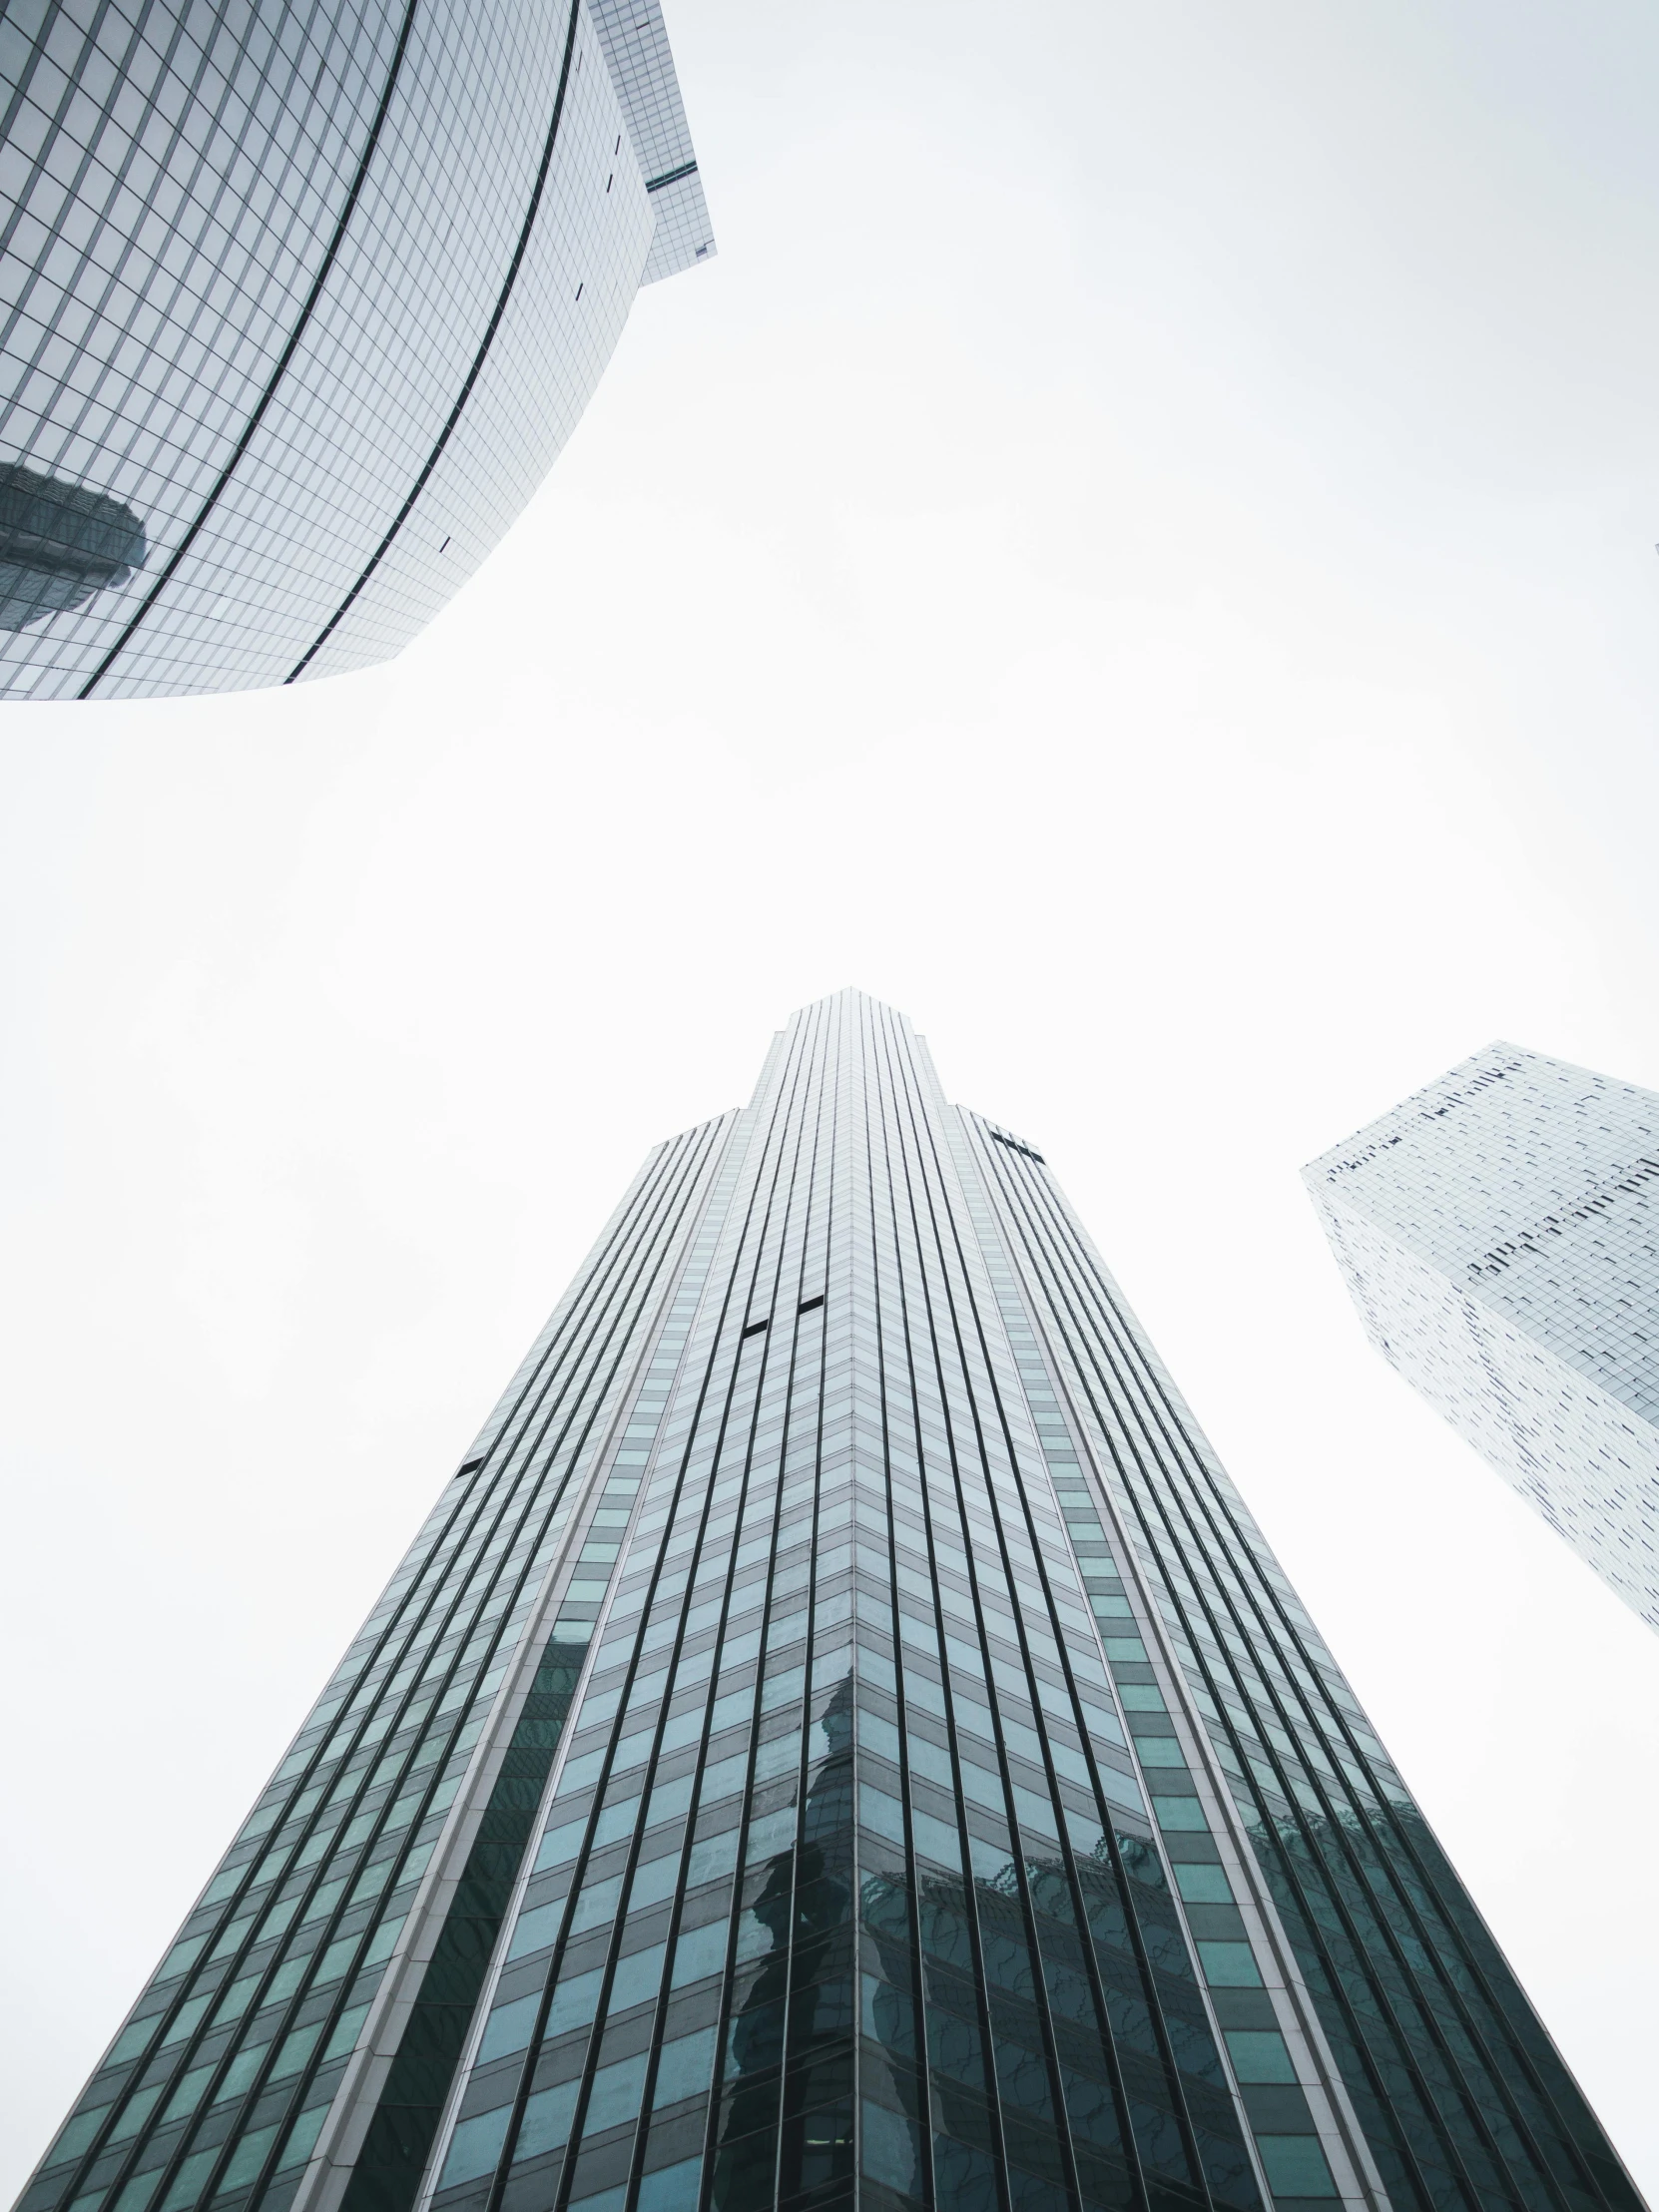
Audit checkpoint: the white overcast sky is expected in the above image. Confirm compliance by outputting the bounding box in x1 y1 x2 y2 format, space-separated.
5 0 1659 2196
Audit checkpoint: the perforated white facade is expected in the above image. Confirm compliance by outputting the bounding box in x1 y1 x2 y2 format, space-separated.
1304 1042 1659 1629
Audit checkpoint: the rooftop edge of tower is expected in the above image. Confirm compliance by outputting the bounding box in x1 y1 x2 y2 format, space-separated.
1301 1039 1543 1191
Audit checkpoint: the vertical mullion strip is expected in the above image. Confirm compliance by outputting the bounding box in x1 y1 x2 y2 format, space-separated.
864 1003 1019 2212
976 1137 1486 2212
856 1029 938 2212
1029 1160 1607 2204
879 1008 1175 2212
991 1145 1557 2207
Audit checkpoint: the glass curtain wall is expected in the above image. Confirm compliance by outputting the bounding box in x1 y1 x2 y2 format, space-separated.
19 993 1641 2212
0 0 712 700
17 1111 741 2212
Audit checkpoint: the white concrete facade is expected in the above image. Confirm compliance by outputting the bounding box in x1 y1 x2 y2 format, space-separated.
1305 1043 1659 1629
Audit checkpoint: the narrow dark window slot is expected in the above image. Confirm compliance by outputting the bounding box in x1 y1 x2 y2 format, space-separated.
336 1637 585 2212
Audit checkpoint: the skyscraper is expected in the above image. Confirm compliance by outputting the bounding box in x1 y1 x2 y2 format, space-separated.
20 996 1639 2212
1304 1041 1659 1633
0 0 712 702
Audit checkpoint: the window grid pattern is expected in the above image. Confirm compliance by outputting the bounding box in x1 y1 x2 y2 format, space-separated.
966 1117 1641 2212
940 1123 1372 2212
1304 1044 1659 1630
0 0 711 702
21 996 1641 2212
19 1110 740 2212
586 0 714 281
427 994 1266 2212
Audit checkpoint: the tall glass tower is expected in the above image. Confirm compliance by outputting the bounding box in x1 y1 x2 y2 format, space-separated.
19 996 1640 2212
0 0 712 701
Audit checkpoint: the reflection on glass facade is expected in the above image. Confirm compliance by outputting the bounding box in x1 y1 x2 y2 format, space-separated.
0 0 713 702
1306 1042 1659 1631
19 996 1640 2212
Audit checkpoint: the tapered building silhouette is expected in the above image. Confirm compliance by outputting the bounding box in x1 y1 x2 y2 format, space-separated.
20 997 1640 2212
1306 1042 1659 1631
0 0 712 701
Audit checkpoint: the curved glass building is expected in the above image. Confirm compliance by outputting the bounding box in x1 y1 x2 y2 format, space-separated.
0 0 713 701
14 996 1641 2212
